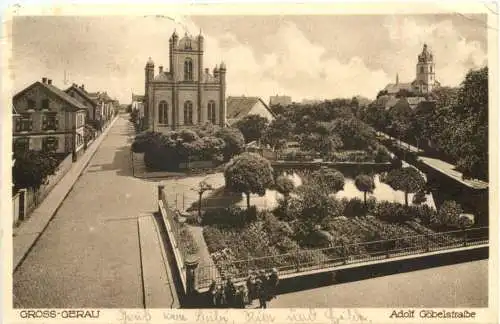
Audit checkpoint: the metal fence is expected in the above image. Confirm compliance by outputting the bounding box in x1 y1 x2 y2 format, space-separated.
196 226 488 289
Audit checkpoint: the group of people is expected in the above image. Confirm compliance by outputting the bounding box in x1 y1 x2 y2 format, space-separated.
207 268 279 308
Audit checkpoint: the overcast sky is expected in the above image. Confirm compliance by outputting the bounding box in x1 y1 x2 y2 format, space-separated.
11 14 487 103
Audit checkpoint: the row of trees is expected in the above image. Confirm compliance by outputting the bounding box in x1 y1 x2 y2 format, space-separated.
362 67 488 180
234 98 385 161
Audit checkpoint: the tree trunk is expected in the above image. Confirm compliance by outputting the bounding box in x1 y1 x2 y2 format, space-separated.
198 192 203 220
364 192 367 207
246 193 251 211
405 192 408 206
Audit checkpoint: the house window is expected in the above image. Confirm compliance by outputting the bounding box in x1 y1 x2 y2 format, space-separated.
42 99 50 110
184 58 193 81
42 112 58 130
27 99 35 110
158 101 168 124
207 101 216 124
15 113 33 132
42 137 58 152
184 101 193 125
420 66 424 73
13 137 30 153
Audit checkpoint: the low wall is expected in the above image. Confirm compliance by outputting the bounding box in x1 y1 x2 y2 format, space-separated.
158 199 187 293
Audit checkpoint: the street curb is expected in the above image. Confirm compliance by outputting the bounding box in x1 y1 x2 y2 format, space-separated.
13 116 119 272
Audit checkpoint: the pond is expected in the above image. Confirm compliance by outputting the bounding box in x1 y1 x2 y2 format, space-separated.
172 171 436 213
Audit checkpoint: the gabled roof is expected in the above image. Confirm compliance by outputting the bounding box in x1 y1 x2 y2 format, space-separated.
383 82 413 94
13 81 87 111
226 96 275 120
65 85 97 107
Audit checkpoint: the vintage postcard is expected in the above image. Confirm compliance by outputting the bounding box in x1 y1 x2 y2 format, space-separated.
2 1 498 324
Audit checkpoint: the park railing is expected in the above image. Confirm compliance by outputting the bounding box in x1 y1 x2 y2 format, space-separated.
195 226 488 290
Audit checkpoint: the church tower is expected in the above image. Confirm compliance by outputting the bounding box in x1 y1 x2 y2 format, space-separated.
415 44 436 93
144 57 154 129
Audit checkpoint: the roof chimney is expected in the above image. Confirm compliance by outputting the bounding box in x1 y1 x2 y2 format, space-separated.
42 77 47 84
159 66 163 73
48 79 52 85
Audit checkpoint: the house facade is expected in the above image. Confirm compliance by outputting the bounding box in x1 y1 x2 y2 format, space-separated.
12 78 87 160
144 31 227 132
226 96 275 126
65 83 99 121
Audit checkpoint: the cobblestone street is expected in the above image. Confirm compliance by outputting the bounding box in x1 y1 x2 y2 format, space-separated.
13 116 159 308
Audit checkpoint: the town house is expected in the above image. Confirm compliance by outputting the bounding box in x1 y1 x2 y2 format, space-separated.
13 77 87 161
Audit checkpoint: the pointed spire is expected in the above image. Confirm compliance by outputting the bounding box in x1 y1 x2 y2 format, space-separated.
396 73 399 85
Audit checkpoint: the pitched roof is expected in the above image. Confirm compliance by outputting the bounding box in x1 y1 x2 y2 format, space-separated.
65 85 97 107
226 96 275 120
406 96 427 109
13 81 87 111
383 82 413 94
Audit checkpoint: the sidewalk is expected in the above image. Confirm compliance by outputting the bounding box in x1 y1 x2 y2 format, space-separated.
13 116 118 271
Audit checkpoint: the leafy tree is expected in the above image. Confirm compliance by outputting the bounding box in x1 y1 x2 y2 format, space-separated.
275 175 295 207
384 167 426 206
437 200 463 227
235 115 269 143
224 152 274 210
333 117 376 150
311 167 345 193
293 184 343 232
299 132 343 160
13 150 60 190
354 174 375 206
262 115 293 150
215 127 245 161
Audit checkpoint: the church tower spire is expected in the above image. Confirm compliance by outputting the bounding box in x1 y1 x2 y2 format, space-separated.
396 73 399 85
415 43 436 94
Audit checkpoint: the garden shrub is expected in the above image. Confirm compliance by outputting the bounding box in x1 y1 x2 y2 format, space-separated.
179 224 199 256
343 197 367 217
201 206 258 227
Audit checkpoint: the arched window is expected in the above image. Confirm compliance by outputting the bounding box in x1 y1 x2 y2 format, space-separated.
184 58 193 81
185 39 192 49
420 66 424 73
158 101 168 124
207 101 216 124
430 66 433 73
184 101 193 125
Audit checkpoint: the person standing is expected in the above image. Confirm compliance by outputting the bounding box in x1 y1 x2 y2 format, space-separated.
234 285 246 308
208 280 217 307
246 271 256 305
268 268 279 300
256 270 268 309
224 277 236 307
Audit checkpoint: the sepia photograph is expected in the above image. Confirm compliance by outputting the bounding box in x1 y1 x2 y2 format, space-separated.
2 2 498 323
